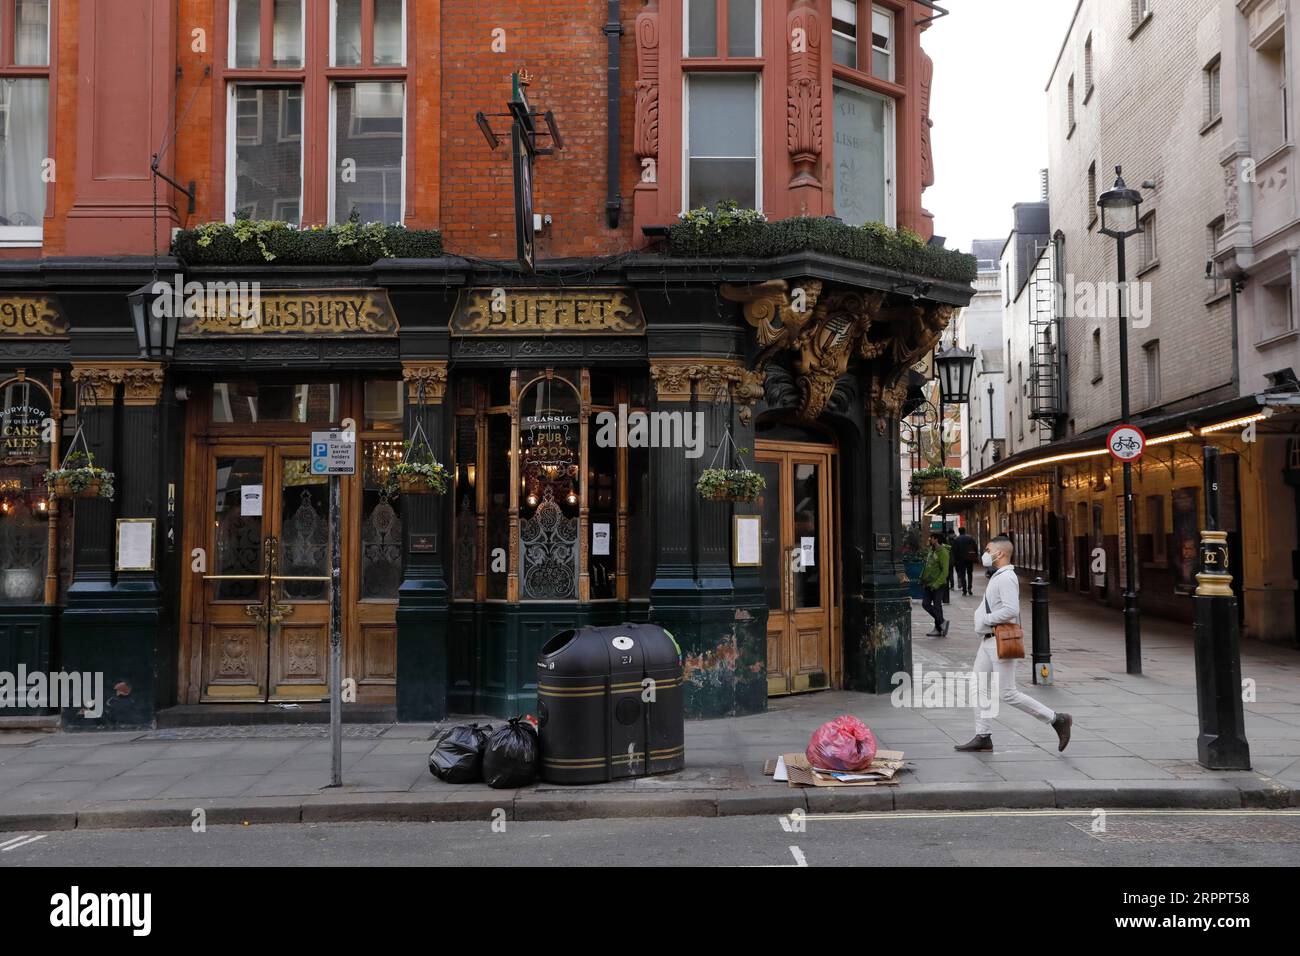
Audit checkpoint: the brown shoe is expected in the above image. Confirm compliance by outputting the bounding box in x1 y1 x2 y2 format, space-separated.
954 735 992 752
1052 713 1073 752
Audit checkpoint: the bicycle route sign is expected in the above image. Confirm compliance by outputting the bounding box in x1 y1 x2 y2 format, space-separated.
1107 424 1146 463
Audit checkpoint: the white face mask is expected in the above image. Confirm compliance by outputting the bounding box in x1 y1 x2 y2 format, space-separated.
981 551 995 569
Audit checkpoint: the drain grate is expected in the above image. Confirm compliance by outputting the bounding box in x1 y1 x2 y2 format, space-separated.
142 724 394 741
1068 818 1300 844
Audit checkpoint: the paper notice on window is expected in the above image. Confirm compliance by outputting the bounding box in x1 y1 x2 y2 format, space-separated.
592 523 611 556
241 485 263 517
801 537 816 567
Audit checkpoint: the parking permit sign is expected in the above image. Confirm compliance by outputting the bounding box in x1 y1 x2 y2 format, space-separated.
311 431 357 475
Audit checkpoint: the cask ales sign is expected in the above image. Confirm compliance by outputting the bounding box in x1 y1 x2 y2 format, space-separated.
452 288 644 336
177 288 398 337
0 377 54 465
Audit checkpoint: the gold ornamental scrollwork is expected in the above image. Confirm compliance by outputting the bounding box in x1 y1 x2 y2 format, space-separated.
71 362 165 406
0 294 68 337
648 359 765 424
402 362 449 405
721 278 958 423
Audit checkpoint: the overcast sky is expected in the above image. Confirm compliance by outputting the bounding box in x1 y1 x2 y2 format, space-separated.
921 0 1079 254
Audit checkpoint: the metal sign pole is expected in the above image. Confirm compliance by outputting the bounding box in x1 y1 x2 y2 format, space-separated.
329 473 343 787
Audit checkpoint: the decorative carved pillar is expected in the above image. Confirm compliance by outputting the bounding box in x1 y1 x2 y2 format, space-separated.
397 360 450 721
632 0 662 243
117 363 165 594
787 0 824 214
648 360 696 589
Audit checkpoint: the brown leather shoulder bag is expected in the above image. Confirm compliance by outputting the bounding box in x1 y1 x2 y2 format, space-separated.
983 591 1025 660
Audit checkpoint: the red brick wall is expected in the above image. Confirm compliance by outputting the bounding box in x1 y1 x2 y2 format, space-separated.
438 0 641 258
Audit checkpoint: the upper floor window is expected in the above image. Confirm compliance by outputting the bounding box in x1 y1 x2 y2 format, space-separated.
1208 217 1226 297
1131 0 1151 32
1084 34 1094 97
224 0 407 227
682 1 762 211
1138 210 1157 270
1086 161 1098 227
1067 75 1075 133
1255 29 1288 152
0 0 51 246
831 1 894 82
1203 55 1221 126
685 0 759 59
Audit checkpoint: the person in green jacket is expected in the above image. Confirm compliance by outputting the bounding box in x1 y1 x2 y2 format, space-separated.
921 531 951 637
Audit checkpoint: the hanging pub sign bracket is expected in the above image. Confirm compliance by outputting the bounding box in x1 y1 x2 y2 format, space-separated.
475 70 565 273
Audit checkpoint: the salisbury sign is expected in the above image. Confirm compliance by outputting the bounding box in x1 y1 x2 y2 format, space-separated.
177 287 398 337
452 288 644 336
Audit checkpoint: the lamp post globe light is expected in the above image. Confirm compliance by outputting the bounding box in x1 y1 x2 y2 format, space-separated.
1098 166 1144 675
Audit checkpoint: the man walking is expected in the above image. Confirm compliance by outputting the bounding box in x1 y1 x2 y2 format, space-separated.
952 525 979 596
920 531 951 637
954 536 1073 752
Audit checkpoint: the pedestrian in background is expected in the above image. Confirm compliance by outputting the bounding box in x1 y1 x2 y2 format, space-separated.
952 525 979 596
954 535 1073 753
921 531 951 637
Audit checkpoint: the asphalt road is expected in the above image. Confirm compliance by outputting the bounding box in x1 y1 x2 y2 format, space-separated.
3 810 1299 867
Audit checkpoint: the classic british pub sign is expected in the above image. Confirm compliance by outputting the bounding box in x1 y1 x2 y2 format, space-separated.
176 289 399 337
452 289 644 336
0 295 67 337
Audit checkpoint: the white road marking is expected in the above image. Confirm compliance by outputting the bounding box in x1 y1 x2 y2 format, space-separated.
1 834 46 852
0 835 33 849
788 845 808 867
803 809 1300 822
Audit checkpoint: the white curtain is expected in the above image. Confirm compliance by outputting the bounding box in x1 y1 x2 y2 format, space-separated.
0 79 49 227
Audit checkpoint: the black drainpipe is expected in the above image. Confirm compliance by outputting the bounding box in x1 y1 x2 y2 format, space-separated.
604 1 625 229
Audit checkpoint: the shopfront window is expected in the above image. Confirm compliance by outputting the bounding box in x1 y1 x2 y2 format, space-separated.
453 368 649 604
212 381 341 424
0 375 53 605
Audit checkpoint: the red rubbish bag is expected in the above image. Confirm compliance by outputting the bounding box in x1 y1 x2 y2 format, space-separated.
806 715 878 772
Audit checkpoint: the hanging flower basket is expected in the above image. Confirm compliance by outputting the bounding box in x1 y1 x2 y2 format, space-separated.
909 466 963 498
45 452 115 501
697 468 765 503
389 461 449 496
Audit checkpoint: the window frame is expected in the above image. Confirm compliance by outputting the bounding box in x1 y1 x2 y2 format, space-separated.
830 78 896 228
217 0 411 227
225 82 305 223
1203 54 1222 128
327 79 407 226
681 68 763 214
0 0 54 247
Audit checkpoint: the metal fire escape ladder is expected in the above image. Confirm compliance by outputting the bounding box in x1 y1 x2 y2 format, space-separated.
1028 243 1064 439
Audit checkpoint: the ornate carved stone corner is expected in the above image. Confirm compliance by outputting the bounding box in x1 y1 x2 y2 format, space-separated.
634 1 661 173
649 360 697 403
786 0 823 182
721 278 822 353
870 374 912 435
70 361 164 406
402 362 448 405
732 369 766 425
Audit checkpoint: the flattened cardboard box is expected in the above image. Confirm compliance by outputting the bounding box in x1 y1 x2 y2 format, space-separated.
782 751 907 788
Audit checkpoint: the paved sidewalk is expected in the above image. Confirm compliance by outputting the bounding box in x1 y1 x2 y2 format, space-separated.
2 589 1298 829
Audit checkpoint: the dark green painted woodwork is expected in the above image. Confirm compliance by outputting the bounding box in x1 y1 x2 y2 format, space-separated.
60 587 162 729
0 606 55 715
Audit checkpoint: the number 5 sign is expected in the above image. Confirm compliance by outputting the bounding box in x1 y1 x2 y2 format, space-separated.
1107 424 1146 463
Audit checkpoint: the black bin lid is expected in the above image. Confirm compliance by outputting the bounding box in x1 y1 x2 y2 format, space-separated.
538 623 680 679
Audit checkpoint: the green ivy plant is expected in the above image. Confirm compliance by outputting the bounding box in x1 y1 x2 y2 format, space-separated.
667 205 978 285
176 217 443 265
44 451 115 500
697 468 766 503
908 466 963 496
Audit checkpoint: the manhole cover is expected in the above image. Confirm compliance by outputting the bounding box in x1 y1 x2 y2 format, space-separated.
1067 818 1300 844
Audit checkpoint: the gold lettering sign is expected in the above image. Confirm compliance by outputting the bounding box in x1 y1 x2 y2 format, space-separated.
178 289 398 337
0 295 67 337
452 288 644 336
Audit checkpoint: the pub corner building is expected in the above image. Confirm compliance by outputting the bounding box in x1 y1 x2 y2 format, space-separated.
0 0 974 727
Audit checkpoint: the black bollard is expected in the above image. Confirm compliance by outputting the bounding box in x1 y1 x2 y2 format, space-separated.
1031 578 1053 685
1192 446 1251 770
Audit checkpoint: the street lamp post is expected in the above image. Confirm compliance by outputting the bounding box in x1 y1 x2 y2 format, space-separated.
1098 166 1144 675
935 343 977 600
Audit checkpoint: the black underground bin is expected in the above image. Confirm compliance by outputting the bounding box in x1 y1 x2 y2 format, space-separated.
536 623 685 784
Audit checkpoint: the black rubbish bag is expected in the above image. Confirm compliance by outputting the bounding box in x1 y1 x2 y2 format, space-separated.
482 717 539 789
428 723 493 784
